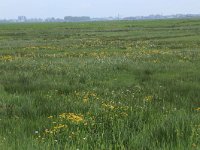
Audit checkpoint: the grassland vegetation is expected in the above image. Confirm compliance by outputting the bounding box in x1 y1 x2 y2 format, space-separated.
0 19 200 149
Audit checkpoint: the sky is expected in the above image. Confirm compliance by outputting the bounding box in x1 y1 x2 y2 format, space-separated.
1 0 200 19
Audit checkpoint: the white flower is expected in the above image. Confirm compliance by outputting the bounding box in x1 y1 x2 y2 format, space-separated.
35 131 39 134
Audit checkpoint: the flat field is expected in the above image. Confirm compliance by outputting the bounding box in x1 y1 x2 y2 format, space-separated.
0 19 200 149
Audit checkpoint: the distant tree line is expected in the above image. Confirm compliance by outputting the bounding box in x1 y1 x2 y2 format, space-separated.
64 16 91 22
1 14 200 23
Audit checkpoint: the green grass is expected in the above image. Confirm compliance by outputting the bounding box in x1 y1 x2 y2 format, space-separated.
0 19 200 149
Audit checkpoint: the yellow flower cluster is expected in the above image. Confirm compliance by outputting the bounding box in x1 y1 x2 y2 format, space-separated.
37 112 86 142
0 55 14 61
59 113 84 123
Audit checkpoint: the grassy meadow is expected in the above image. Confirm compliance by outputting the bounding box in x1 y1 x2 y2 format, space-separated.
0 19 200 149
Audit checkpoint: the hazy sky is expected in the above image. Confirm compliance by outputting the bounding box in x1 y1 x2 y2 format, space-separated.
1 0 200 19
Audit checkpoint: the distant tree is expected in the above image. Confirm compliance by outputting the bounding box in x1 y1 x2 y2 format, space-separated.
18 16 27 22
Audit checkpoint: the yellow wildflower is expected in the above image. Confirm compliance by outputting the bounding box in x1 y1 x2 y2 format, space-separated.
195 107 200 111
0 55 14 61
83 98 88 103
102 103 115 110
121 112 128 117
48 116 53 119
66 113 84 123
53 124 67 129
144 96 153 102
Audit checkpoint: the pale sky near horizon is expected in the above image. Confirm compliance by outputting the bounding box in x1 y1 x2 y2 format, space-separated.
1 0 200 19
